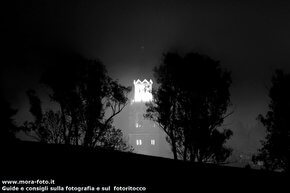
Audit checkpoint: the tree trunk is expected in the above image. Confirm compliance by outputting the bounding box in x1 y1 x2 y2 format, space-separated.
60 104 69 145
84 104 95 147
190 146 196 162
183 143 188 161
171 98 178 160
171 137 178 160
84 124 93 147
74 122 78 145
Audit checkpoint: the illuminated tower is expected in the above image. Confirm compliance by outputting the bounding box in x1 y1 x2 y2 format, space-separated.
133 79 153 103
128 79 160 156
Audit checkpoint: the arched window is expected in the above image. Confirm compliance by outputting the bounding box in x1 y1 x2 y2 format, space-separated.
150 139 155 145
136 139 142 145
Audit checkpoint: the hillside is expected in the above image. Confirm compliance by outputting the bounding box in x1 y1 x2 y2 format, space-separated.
1 141 287 192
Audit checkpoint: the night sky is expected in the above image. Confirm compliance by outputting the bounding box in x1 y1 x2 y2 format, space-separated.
2 0 290 158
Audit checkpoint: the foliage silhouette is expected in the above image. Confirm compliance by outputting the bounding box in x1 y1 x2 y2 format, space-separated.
22 53 131 151
145 52 233 163
253 70 290 172
0 94 18 145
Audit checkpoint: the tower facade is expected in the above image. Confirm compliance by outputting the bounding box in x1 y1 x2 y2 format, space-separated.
128 79 160 156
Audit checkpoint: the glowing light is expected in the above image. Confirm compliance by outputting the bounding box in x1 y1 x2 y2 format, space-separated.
136 139 142 145
150 139 155 145
133 79 153 103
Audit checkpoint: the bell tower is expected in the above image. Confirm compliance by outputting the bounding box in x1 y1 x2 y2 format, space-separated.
128 79 160 156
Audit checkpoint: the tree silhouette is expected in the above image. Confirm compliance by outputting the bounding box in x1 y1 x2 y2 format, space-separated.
22 89 47 142
22 53 131 151
253 70 290 172
0 94 18 145
146 52 233 163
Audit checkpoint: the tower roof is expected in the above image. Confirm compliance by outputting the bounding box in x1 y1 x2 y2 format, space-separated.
133 79 153 103
134 79 153 85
